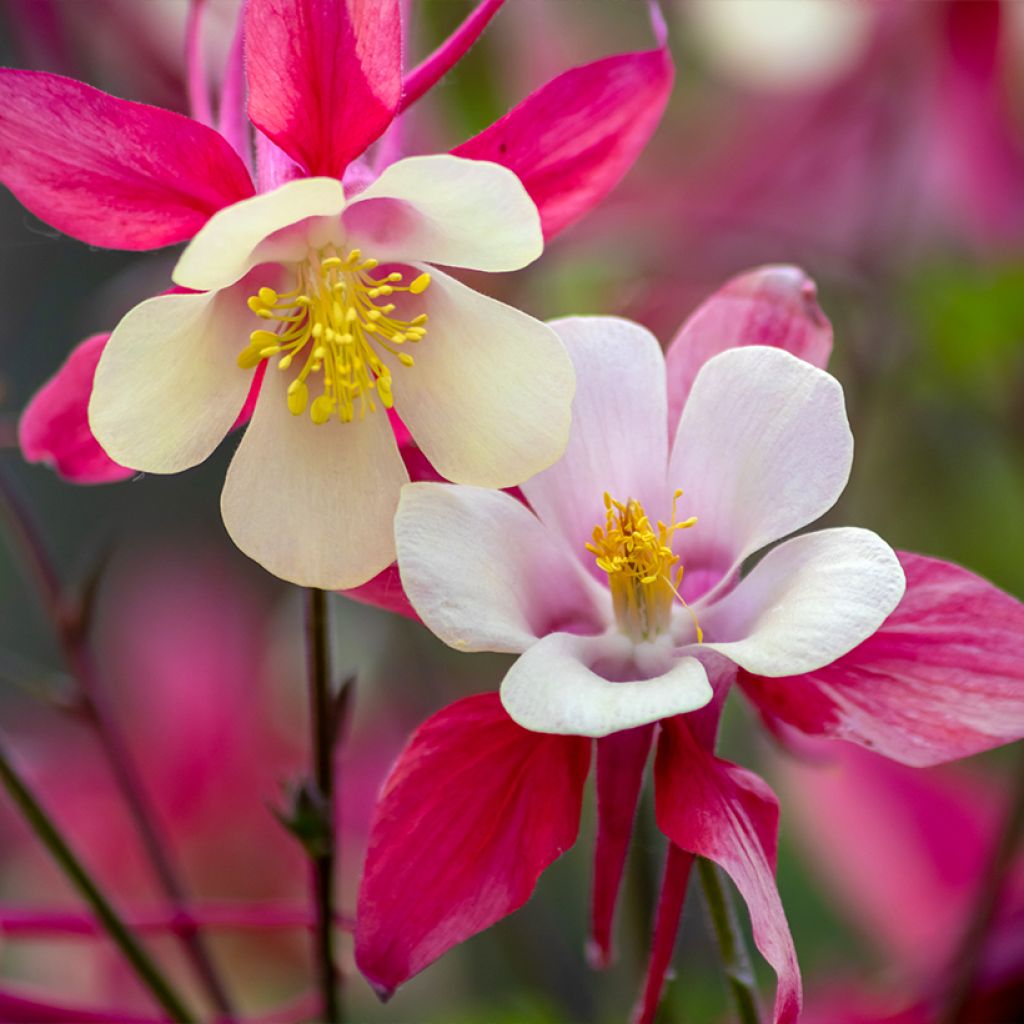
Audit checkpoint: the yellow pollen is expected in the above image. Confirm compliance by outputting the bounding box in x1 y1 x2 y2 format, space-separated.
585 490 703 643
238 247 430 424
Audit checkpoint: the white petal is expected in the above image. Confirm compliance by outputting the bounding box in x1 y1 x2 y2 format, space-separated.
89 289 253 473
388 268 574 488
220 372 409 589
699 527 906 675
342 155 542 271
173 177 346 292
501 631 713 738
520 316 669 561
669 346 853 572
396 483 608 654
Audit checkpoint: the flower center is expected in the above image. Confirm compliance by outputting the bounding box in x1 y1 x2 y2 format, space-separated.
586 491 702 643
238 247 430 424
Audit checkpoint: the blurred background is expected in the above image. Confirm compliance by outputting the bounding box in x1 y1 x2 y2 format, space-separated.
0 1 1022 1021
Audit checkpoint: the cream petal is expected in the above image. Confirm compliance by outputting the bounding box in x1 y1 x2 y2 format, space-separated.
388 268 574 488
519 316 669 562
173 177 346 292
396 483 608 654
698 527 906 676
342 155 542 271
89 289 253 473
668 346 853 573
220 372 409 589
500 631 713 738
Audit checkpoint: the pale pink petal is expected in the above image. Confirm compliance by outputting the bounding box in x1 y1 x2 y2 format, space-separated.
632 843 694 1024
590 724 655 969
452 19 673 238
400 0 506 112
0 69 254 250
669 346 852 576
19 334 132 484
89 290 254 473
355 693 590 997
388 268 574 488
221 371 408 588
500 631 712 738
699 528 905 676
741 552 1024 766
342 155 542 271
173 176 345 292
520 317 669 564
665 265 833 434
656 716 801 1024
396 483 606 654
245 0 401 178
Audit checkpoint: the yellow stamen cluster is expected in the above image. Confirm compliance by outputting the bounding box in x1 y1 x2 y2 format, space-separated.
586 491 703 643
238 247 430 424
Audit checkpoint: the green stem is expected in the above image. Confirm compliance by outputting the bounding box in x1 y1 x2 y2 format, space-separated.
698 858 761 1024
0 732 197 1022
305 587 341 1023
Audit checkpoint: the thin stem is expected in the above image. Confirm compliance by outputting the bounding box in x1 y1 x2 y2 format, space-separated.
305 587 341 1023
698 858 761 1024
0 467 236 1018
937 742 1024 1024
0 733 197 1023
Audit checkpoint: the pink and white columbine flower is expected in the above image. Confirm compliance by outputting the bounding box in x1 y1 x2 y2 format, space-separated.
353 266 1024 1022
3 0 675 586
86 156 573 588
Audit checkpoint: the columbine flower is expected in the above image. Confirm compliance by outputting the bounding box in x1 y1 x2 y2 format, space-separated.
353 266 1024 1022
2 0 675 586
12 0 674 498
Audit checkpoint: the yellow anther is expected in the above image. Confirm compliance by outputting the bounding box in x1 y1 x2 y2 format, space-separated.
287 381 309 416
586 492 700 643
310 395 334 424
258 286 278 305
409 273 431 295
398 353 415 367
236 346 263 369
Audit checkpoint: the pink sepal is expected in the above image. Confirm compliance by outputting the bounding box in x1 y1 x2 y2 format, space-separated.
665 265 833 432
355 693 590 997
341 564 419 622
631 842 693 1024
452 32 673 239
589 724 654 969
401 0 506 113
741 551 1024 767
245 0 402 179
655 716 801 1024
0 69 254 250
19 334 133 484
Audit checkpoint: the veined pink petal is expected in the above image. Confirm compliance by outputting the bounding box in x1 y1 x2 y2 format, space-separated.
590 724 655 969
355 693 590 998
0 70 255 250
400 0 506 113
631 843 694 1024
655 716 801 1024
245 0 402 179
665 265 833 434
19 334 133 485
452 23 673 239
740 551 1024 766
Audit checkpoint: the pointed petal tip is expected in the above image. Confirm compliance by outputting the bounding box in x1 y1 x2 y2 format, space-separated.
370 980 395 1003
585 936 613 971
